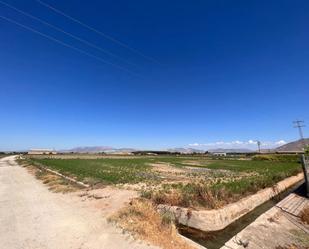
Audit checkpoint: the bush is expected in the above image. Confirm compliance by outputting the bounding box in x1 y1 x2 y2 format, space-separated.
252 154 299 162
305 146 309 155
145 168 301 209
109 199 192 249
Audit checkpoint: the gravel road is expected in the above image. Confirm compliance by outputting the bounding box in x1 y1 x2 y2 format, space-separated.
0 156 157 249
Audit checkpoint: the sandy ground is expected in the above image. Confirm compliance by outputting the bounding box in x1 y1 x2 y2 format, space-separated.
0 156 158 249
71 186 139 216
149 162 186 174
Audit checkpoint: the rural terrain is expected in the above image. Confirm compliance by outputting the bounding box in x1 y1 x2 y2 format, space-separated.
0 156 158 249
1 151 308 249
27 154 301 209
1 0 308 248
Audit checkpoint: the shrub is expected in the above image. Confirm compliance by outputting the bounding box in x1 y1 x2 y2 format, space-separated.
252 154 299 162
305 146 309 155
109 199 193 249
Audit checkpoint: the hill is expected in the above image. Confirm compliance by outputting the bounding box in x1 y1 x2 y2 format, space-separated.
208 148 254 153
61 146 136 153
275 139 309 152
167 148 205 153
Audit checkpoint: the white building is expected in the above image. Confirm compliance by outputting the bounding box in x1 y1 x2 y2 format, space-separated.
212 152 227 156
28 149 57 155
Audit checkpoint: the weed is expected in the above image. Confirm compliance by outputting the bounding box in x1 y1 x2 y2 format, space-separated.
109 198 194 249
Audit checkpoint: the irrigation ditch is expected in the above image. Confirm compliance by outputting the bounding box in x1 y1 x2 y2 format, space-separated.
178 180 305 249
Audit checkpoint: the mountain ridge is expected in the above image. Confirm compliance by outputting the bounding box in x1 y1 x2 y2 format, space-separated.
275 138 309 152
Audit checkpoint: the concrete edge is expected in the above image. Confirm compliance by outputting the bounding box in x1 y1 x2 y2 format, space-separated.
158 173 304 232
221 193 309 249
42 167 90 188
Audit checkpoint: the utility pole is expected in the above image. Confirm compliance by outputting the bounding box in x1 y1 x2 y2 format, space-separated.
294 120 309 197
257 140 261 153
293 120 306 148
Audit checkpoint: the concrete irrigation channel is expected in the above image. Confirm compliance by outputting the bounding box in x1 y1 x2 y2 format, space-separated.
221 185 309 249
158 173 305 249
179 181 306 249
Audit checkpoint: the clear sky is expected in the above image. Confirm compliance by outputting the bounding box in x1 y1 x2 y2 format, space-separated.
0 0 308 151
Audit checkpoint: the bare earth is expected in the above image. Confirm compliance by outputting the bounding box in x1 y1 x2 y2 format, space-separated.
0 156 158 249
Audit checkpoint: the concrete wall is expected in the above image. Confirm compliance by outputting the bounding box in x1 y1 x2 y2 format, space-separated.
158 173 304 232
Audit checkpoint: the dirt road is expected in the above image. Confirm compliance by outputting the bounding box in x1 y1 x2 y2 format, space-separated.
0 156 157 249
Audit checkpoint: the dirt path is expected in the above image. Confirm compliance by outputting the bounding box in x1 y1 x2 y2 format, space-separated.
0 156 158 249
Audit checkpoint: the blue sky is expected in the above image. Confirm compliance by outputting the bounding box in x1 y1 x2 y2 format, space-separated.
0 0 308 151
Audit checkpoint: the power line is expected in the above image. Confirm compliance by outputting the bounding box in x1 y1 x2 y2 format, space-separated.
36 0 160 65
0 15 139 76
0 0 138 68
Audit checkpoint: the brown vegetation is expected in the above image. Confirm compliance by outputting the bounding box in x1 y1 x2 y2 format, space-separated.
300 206 309 225
109 198 194 249
23 163 81 193
142 181 261 209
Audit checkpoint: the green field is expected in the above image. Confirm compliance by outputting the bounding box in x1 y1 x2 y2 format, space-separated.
29 157 154 184
28 156 301 183
27 155 303 208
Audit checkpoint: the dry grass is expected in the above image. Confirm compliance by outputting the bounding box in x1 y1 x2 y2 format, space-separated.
109 198 194 249
24 164 81 193
143 183 230 209
151 188 186 207
300 206 309 225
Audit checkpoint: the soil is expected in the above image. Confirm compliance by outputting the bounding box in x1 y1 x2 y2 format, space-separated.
0 156 158 249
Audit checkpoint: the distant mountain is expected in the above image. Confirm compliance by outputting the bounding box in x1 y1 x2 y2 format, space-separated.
61 146 136 153
165 147 255 154
62 146 114 153
61 146 207 154
275 139 309 152
116 148 137 152
167 148 205 153
208 148 254 153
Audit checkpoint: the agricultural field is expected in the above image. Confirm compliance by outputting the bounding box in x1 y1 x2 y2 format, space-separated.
26 154 302 209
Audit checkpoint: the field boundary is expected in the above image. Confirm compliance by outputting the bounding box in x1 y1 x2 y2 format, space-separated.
20 158 90 188
158 173 304 232
41 167 90 188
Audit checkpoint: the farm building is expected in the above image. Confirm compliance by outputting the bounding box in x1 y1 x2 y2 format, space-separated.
28 149 57 155
212 152 227 156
